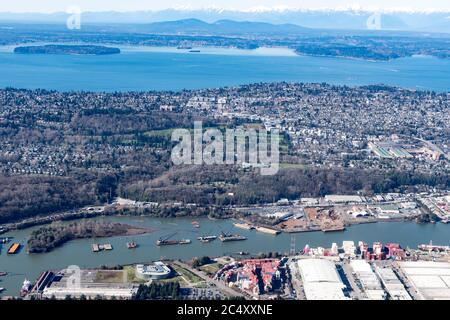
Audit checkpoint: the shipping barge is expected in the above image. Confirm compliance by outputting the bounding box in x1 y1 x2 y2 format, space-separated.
219 232 247 242
156 238 191 246
7 243 21 254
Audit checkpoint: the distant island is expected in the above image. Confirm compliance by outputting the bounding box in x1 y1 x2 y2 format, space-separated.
14 44 121 55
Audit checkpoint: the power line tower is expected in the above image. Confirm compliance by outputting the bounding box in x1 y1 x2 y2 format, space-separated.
290 234 296 256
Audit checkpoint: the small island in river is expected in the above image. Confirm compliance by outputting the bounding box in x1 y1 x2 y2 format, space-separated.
27 221 151 253
14 44 121 55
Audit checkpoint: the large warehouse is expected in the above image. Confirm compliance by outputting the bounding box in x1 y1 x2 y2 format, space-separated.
400 261 450 300
297 259 348 300
350 260 385 300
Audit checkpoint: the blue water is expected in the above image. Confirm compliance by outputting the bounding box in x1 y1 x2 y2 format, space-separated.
0 48 449 92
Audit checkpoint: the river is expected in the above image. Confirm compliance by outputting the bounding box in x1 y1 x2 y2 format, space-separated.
1 215 450 295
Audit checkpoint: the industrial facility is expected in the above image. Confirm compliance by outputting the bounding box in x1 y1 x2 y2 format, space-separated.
399 261 450 300
297 259 349 300
349 260 385 300
41 268 137 299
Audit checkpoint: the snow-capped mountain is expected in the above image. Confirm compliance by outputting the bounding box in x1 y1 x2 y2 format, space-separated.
0 8 448 33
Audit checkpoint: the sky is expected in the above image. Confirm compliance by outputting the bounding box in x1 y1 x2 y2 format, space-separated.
1 0 449 13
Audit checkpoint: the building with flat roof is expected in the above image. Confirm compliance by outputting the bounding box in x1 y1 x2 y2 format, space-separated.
297 259 348 300
399 261 450 300
136 261 172 280
374 265 411 300
42 269 137 299
324 195 363 204
350 260 385 300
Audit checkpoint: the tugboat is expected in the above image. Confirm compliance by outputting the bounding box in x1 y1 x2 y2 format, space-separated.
127 241 138 249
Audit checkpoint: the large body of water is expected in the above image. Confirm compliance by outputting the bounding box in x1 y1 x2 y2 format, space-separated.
0 46 449 92
1 46 450 296
1 215 450 295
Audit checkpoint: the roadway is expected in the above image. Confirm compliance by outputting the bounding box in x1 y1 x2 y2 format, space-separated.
173 260 245 298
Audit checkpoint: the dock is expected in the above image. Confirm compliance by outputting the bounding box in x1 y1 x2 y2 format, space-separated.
233 222 255 230
321 226 346 232
255 226 281 235
92 243 113 252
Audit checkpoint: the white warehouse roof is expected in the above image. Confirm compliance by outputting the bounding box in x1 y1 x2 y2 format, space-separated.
297 259 348 300
400 261 450 300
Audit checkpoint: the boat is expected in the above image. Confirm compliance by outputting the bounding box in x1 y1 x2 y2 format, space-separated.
7 243 21 254
219 232 247 242
179 239 191 244
189 49 200 53
237 251 250 256
127 241 138 249
0 237 11 244
156 239 179 246
0 271 7 276
192 221 200 228
197 235 217 243
92 243 100 252
0 288 5 293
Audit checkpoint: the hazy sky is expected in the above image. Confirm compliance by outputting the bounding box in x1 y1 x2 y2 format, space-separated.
2 0 450 13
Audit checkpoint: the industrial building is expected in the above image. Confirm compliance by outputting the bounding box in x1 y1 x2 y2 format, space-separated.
297 259 348 300
324 195 363 204
136 261 172 280
374 265 411 300
399 261 450 300
42 269 137 299
349 260 385 300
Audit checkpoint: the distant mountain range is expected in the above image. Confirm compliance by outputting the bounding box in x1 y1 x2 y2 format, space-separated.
0 9 449 33
141 19 310 36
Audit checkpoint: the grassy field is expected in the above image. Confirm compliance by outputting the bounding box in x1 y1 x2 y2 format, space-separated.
123 266 147 284
95 270 126 283
173 265 203 284
199 263 223 277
